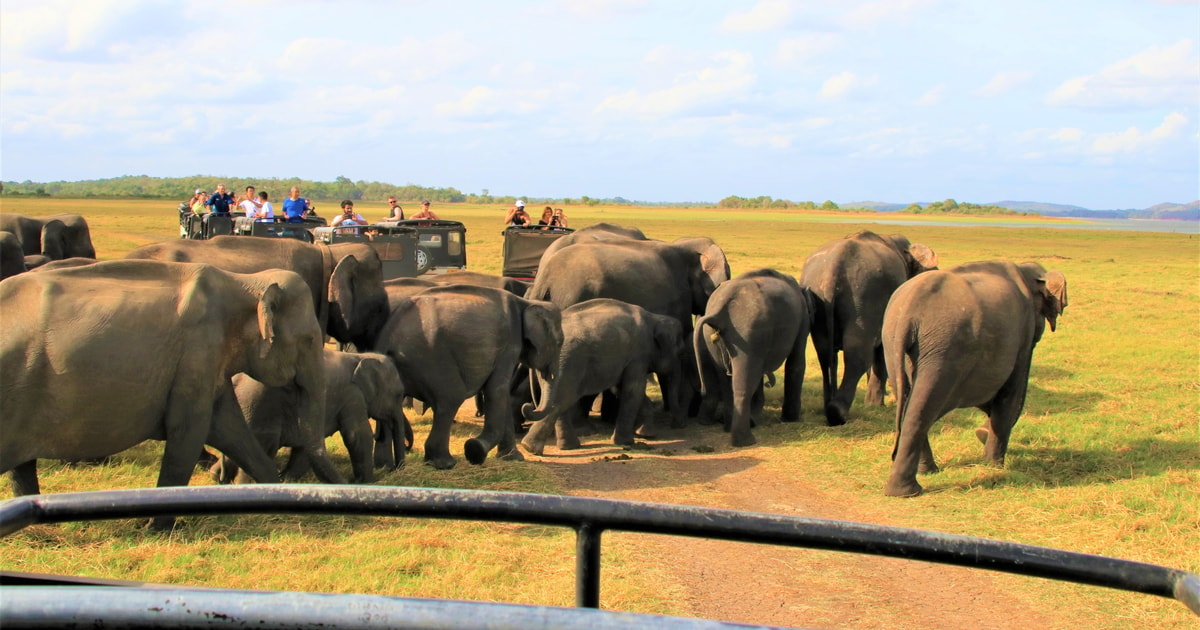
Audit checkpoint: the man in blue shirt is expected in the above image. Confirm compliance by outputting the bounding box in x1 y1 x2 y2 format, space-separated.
283 186 313 223
207 184 236 216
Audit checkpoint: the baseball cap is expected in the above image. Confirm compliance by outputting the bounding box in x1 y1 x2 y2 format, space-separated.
515 200 525 207
195 189 203 194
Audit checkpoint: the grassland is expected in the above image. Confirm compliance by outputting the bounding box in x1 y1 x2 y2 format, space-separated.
1 197 1197 627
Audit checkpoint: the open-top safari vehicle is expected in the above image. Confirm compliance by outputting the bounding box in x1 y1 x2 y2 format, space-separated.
314 219 467 279
0 485 1196 628
177 204 327 242
502 225 574 280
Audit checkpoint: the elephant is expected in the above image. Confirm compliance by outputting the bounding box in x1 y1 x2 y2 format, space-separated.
373 284 564 469
519 298 686 455
422 270 531 296
694 269 813 446
217 349 412 484
27 257 98 272
799 231 938 426
537 222 650 263
527 235 731 422
0 213 96 260
125 236 389 350
0 260 343 528
0 231 25 279
880 260 1068 497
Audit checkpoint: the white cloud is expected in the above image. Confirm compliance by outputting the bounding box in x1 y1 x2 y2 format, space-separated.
776 33 840 64
1047 39 1200 108
975 71 1033 97
819 71 877 100
1050 128 1085 142
841 0 938 29
594 51 757 119
1091 111 1190 154
560 0 649 19
916 85 944 106
720 0 793 33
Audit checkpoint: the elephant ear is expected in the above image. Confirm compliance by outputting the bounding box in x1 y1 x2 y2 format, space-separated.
40 219 67 260
653 316 685 360
328 254 360 337
257 283 285 358
673 237 731 312
1039 271 1068 332
522 302 564 375
908 243 938 274
351 358 381 403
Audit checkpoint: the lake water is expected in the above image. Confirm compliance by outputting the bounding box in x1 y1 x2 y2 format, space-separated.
863 217 1199 234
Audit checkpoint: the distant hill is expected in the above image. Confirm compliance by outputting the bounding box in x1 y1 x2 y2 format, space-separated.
991 200 1092 215
840 201 906 212
990 200 1199 220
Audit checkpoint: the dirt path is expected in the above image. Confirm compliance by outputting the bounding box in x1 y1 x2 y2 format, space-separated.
523 424 1065 629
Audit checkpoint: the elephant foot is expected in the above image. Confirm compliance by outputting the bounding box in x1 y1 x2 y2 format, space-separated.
824 403 847 427
557 435 582 451
975 427 991 445
780 411 801 423
731 431 757 448
424 453 457 470
884 479 924 497
917 461 940 475
519 438 546 456
463 438 491 465
634 420 663 439
196 449 219 468
148 516 181 532
613 432 636 448
497 446 525 462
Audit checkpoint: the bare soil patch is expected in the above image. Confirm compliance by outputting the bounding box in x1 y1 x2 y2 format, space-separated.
522 420 1067 629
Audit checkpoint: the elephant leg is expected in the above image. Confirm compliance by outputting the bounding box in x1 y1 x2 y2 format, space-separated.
885 364 957 497
520 416 556 455
464 377 524 465
375 419 397 469
781 336 806 423
599 390 620 425
10 461 39 496
206 392 283 487
423 402 461 470
555 402 586 450
729 361 763 447
473 392 486 418
864 343 889 406
916 434 939 474
981 356 1033 466
612 371 648 447
810 324 837 417
341 420 376 484
828 327 872 426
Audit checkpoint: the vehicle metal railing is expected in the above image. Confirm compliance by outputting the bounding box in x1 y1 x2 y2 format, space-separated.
1 485 1196 627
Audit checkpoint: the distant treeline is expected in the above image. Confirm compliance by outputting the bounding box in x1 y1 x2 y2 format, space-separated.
0 175 698 208
898 199 1021 216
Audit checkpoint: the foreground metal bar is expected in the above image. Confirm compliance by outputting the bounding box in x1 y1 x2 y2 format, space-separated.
1 485 1197 618
0 587 774 630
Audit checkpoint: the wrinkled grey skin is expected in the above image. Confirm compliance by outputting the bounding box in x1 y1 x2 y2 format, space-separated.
520 298 685 455
799 231 938 426
27 256 98 272
695 269 813 447
0 231 25 279
0 260 341 529
125 236 389 350
528 235 731 424
0 213 97 260
217 350 411 484
421 270 531 296
537 222 650 263
374 285 564 469
881 261 1068 497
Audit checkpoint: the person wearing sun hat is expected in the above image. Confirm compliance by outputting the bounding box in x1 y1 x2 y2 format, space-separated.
411 199 440 220
504 199 530 226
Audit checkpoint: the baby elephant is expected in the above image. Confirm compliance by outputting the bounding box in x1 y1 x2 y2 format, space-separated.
881 260 1068 497
219 349 411 484
695 268 813 446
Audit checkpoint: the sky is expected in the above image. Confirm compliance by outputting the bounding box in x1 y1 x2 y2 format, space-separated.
1 1 1197 209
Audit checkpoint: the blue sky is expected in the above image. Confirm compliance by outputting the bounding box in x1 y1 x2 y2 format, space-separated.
1 0 1196 209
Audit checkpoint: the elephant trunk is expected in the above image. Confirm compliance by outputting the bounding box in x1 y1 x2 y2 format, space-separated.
521 366 558 422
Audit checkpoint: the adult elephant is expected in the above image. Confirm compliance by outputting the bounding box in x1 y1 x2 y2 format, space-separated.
373 284 563 469
880 261 1068 497
125 236 389 350
0 260 342 528
520 298 686 455
217 349 411 484
528 235 731 422
694 269 813 446
0 213 96 260
799 231 938 426
422 270 531 296
537 222 650 262
0 231 25 279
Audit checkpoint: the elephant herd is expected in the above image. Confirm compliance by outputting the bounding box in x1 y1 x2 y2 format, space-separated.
0 212 1069 523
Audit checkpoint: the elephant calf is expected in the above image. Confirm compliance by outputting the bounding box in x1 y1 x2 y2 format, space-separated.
219 349 412 484
881 260 1068 497
520 298 686 455
695 269 813 446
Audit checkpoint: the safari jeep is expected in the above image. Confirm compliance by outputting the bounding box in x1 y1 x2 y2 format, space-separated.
314 220 466 279
501 225 574 280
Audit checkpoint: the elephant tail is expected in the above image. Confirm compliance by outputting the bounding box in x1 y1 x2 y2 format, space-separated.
693 314 731 398
888 333 915 462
